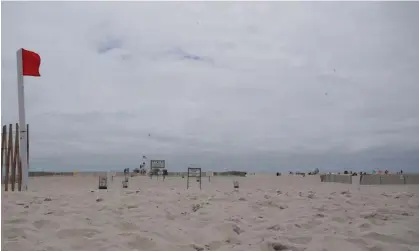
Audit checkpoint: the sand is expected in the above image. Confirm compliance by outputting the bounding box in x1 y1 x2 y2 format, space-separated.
2 175 419 251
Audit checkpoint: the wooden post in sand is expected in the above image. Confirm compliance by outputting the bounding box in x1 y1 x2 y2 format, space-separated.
1 125 6 185
15 123 22 191
8 124 14 191
11 123 21 191
2 123 26 191
4 125 12 191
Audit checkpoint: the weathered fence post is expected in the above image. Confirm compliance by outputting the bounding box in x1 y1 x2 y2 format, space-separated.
2 123 27 191
11 123 20 191
6 124 13 191
16 123 22 191
1 125 6 185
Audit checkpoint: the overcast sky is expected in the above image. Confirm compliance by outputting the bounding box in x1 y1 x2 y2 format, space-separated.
2 2 419 172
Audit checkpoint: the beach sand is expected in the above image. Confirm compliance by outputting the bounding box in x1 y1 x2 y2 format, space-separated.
2 175 419 251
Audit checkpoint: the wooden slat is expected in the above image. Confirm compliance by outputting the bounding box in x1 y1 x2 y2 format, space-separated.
1 125 6 185
16 123 22 191
5 124 13 191
18 157 22 191
2 123 29 192
11 124 17 191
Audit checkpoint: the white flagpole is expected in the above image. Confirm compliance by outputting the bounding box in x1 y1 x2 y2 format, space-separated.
16 48 29 191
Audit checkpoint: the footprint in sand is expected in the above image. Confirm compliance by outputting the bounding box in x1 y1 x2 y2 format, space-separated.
287 236 312 245
4 218 28 224
331 216 348 223
56 228 101 239
301 219 323 230
126 235 156 250
358 222 371 231
345 238 369 249
261 242 291 251
363 232 419 245
34 246 63 251
116 221 138 231
3 227 26 240
33 219 60 230
204 241 223 250
216 223 244 236
267 224 281 231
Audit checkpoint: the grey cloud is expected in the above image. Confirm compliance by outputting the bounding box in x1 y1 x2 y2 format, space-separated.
2 2 419 172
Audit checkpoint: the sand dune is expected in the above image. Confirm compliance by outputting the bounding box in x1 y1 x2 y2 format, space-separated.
2 175 419 251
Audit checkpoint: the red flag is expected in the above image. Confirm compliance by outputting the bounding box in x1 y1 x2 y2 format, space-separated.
22 49 41 77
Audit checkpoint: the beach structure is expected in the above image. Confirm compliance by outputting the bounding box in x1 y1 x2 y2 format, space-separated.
213 171 247 177
320 172 419 185
1 123 29 192
320 174 352 184
98 176 108 189
149 159 165 180
233 180 239 190
187 167 202 190
360 173 419 185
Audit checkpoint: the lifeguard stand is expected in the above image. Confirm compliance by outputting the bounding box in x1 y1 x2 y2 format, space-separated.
187 167 202 190
233 180 239 190
98 176 108 189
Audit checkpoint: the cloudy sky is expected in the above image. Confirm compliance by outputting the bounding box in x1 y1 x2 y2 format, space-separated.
2 2 418 172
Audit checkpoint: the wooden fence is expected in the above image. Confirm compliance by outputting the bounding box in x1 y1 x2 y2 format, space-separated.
1 124 29 191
